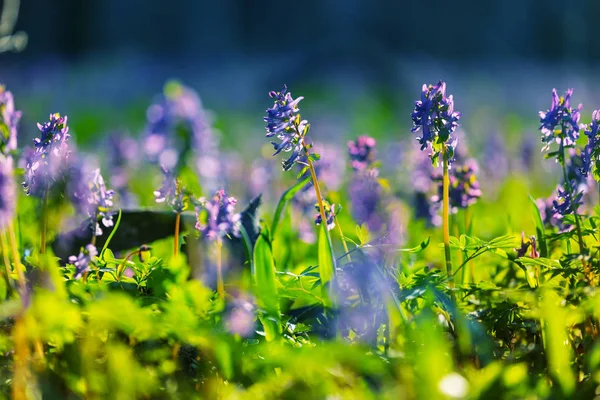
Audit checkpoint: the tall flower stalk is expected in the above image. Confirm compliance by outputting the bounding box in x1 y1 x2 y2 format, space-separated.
23 113 71 254
265 85 337 285
411 81 461 287
154 167 187 257
539 89 586 257
195 189 241 298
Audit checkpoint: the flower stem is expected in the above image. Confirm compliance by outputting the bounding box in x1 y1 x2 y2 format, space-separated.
442 146 454 289
12 316 30 400
0 231 14 297
174 212 181 257
216 239 224 299
40 187 49 255
8 222 26 295
559 140 587 274
334 215 352 263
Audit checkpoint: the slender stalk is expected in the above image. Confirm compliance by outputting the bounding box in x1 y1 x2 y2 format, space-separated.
334 215 351 263
12 317 30 400
559 139 588 278
0 231 13 297
174 212 181 257
8 222 26 294
442 146 454 289
215 239 224 299
40 187 49 255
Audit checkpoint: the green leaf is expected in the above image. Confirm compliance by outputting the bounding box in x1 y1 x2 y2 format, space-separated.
271 176 311 238
318 224 336 308
529 194 548 257
253 234 281 341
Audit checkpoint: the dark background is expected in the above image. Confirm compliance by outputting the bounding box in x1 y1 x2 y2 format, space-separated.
10 0 600 64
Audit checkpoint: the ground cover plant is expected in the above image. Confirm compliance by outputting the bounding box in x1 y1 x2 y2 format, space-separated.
1 79 600 399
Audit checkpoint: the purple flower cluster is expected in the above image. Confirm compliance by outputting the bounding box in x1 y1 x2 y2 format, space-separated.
69 244 98 280
347 136 377 171
411 81 461 165
72 168 115 236
264 85 307 171
195 189 241 241
314 201 339 231
539 89 582 152
23 113 71 197
0 86 21 155
0 155 16 231
145 81 221 191
349 169 384 231
581 109 600 178
432 159 482 213
552 182 583 222
154 167 186 213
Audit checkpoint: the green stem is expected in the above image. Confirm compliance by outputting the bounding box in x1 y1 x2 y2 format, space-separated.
216 239 224 299
442 146 454 289
40 187 49 255
334 215 351 263
7 223 26 295
0 231 13 297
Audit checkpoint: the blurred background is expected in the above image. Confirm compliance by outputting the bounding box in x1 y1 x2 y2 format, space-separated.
2 0 600 222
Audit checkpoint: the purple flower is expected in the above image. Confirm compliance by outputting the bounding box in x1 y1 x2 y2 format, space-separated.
0 155 16 231
72 168 115 236
0 86 21 155
23 113 71 197
154 167 186 213
195 189 241 241
347 136 377 172
411 81 461 166
224 298 255 337
581 109 600 178
432 159 482 213
552 181 583 222
69 244 98 280
105 134 139 207
539 88 582 152
145 81 221 190
314 201 340 231
264 85 307 171
349 169 384 231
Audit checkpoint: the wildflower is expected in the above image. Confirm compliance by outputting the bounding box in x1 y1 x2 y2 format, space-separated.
0 86 21 155
0 155 16 231
536 195 564 230
69 244 98 279
72 168 115 236
432 159 482 213
264 85 307 171
539 88 582 152
347 136 377 171
23 113 71 197
146 81 221 190
105 134 139 207
349 169 384 231
154 167 186 213
314 201 339 231
552 181 583 222
581 109 600 179
411 81 461 165
195 189 241 241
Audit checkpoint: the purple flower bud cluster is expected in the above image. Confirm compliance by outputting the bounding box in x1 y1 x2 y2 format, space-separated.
581 109 600 178
23 113 71 197
552 182 583 223
411 81 461 166
154 167 186 213
0 86 21 155
72 168 115 236
539 89 582 152
432 158 482 213
314 201 340 231
264 85 307 171
347 136 377 171
69 244 98 280
195 189 241 241
0 155 16 231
